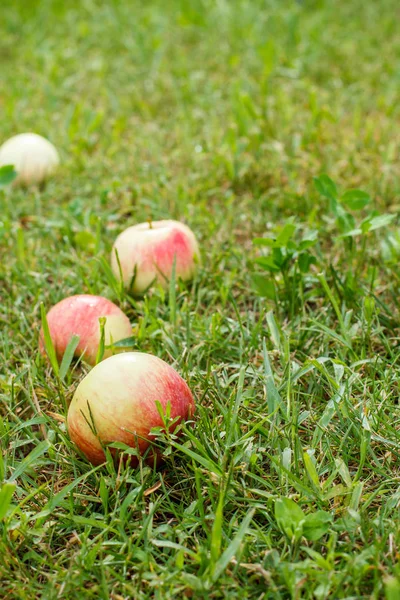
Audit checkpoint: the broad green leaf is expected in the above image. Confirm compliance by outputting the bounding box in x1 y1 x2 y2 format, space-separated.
298 252 316 273
275 497 305 541
253 237 275 247
303 510 332 541
339 227 362 238
341 189 370 210
251 274 276 299
337 211 356 234
313 174 337 201
303 547 332 570
365 214 395 232
0 482 16 520
0 165 17 187
298 231 318 250
298 239 318 251
272 247 285 267
254 256 281 272
275 223 296 247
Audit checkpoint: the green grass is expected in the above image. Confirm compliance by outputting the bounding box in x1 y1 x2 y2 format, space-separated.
2 0 400 597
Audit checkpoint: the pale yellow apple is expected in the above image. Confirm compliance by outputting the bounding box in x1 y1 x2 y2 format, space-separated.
0 133 59 185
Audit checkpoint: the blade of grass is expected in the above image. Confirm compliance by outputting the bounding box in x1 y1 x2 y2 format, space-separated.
40 303 59 377
8 440 51 483
59 334 80 380
210 509 255 583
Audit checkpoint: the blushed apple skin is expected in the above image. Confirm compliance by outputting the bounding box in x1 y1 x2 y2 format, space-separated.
111 220 200 295
39 295 132 366
67 352 195 466
0 133 59 186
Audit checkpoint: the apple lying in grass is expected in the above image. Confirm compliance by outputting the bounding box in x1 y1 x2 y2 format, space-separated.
0 133 59 185
40 295 132 366
111 219 200 295
67 352 195 466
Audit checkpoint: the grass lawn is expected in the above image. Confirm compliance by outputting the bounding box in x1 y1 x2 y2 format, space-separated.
2 0 400 597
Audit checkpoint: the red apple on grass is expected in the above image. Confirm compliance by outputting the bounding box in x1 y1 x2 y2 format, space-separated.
40 295 132 366
111 219 200 295
67 352 195 466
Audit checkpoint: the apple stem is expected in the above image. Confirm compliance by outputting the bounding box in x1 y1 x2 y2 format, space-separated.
147 218 153 229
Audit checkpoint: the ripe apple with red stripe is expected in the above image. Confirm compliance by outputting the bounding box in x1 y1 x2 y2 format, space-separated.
40 295 132 365
67 352 195 466
111 220 200 295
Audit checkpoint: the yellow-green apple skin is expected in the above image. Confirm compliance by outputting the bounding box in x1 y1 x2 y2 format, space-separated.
67 352 195 466
39 295 132 366
111 220 200 294
0 133 59 185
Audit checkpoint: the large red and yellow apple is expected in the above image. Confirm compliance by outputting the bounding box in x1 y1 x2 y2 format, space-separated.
40 295 132 365
67 352 195 465
110 219 200 295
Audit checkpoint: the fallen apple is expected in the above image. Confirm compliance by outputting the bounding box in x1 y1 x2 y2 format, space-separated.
40 295 132 366
0 133 59 186
111 219 200 295
67 352 195 465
